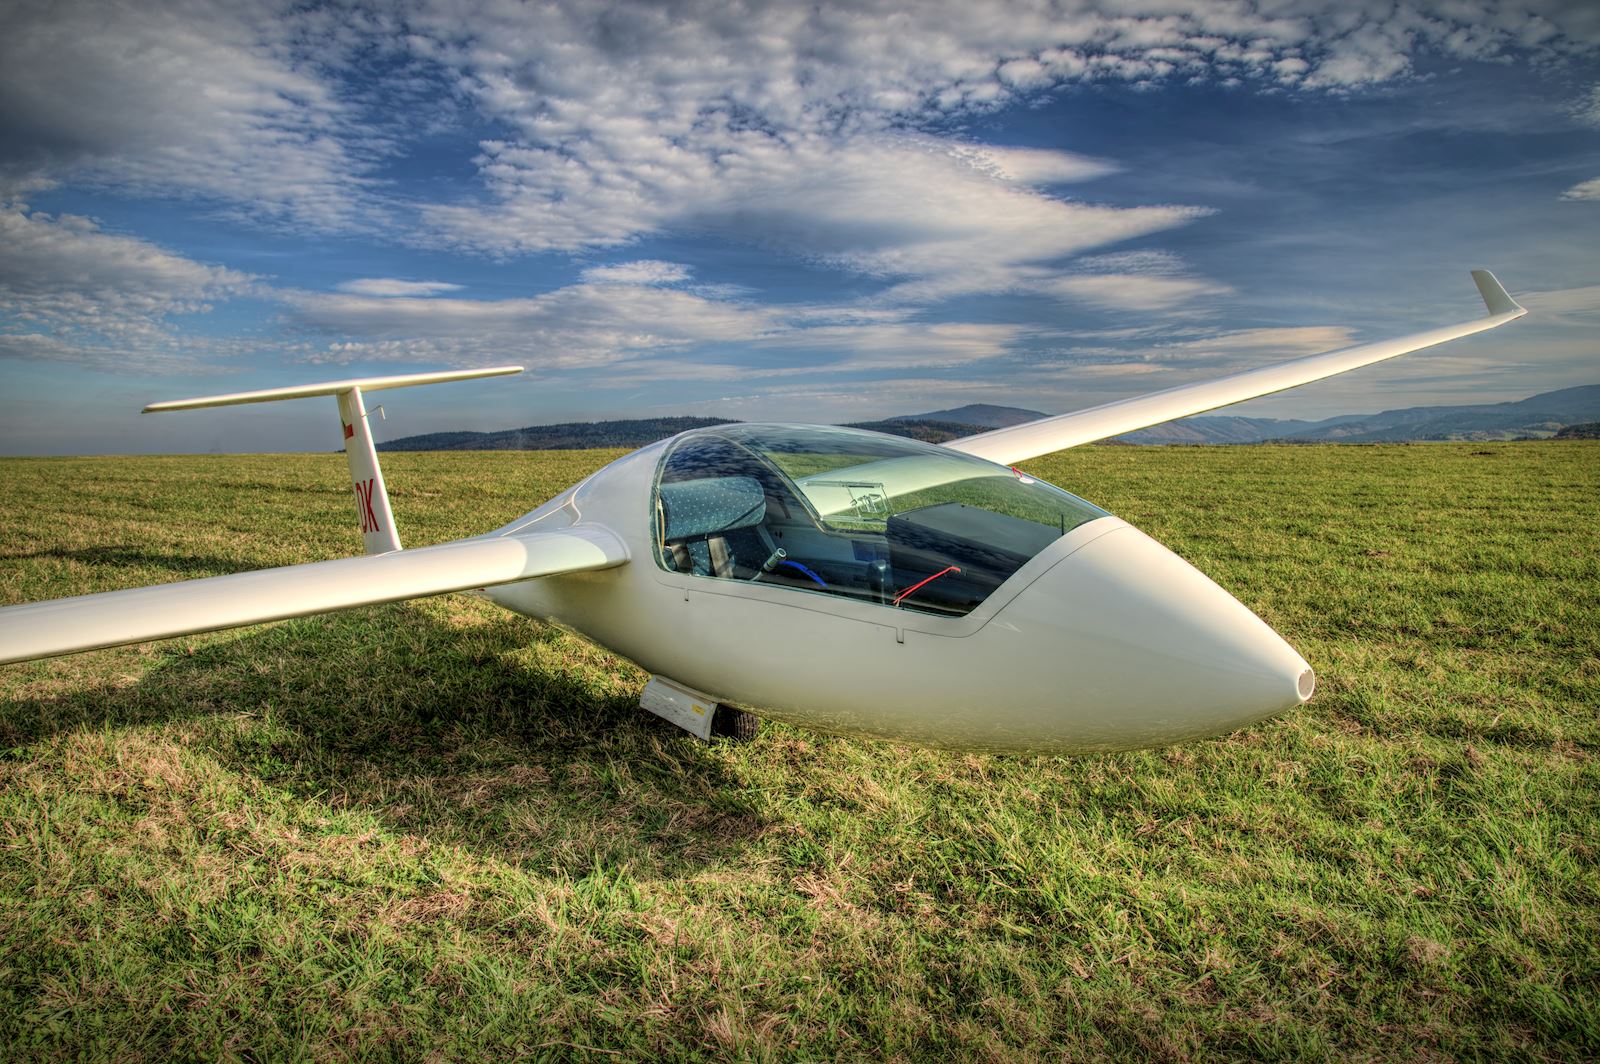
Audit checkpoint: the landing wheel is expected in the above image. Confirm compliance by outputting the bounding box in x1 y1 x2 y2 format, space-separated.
712 705 761 742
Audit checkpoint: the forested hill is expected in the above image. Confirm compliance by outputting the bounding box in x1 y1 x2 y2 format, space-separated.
378 405 1053 450
376 387 1600 450
377 417 734 451
380 415 1011 450
888 403 1049 428
841 419 994 443
1119 384 1600 444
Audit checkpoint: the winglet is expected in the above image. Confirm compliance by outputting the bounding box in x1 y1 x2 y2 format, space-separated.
1471 269 1525 318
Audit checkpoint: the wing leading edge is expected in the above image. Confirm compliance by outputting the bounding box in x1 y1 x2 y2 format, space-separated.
0 526 627 665
945 271 1526 466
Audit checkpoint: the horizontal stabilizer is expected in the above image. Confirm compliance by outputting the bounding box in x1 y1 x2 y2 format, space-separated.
0 526 626 665
143 365 524 555
946 271 1527 465
143 366 524 412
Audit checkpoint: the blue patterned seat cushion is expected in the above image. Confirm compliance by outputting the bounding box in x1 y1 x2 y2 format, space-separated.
659 476 767 541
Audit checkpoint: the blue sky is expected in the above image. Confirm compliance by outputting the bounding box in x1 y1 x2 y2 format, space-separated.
2 0 1597 455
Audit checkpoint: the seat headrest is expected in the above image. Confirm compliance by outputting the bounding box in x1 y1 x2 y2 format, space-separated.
659 476 767 540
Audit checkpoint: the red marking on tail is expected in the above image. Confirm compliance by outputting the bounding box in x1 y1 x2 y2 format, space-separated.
343 423 355 439
355 478 379 533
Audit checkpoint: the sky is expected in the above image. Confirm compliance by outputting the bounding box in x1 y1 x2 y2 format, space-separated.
1 0 1598 455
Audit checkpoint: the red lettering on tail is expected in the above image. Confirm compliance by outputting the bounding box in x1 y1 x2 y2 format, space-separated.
355 478 380 533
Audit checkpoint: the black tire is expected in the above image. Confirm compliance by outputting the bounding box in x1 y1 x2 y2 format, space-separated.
711 705 761 742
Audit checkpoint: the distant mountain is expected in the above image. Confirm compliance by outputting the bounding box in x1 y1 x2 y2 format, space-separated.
376 386 1600 451
889 404 1048 429
378 416 733 451
1115 415 1321 445
384 414 988 449
1117 385 1600 444
1290 385 1600 443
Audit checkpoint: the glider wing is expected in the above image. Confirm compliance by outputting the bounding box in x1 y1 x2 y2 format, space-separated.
945 270 1526 466
0 526 627 665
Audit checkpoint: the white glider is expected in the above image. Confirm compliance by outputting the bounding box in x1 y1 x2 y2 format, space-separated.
0 272 1526 752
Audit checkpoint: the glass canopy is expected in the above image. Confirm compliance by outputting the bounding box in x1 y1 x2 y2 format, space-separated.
654 424 1108 616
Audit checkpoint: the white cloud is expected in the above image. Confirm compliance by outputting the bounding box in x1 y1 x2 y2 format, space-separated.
1148 326 1357 364
1018 324 1357 379
648 373 1036 424
0 206 251 302
1560 177 1600 201
0 0 388 230
401 0 1600 293
0 204 256 370
1046 251 1230 311
1517 283 1600 322
948 145 1116 185
4 0 1595 251
1572 85 1600 127
1299 22 1415 88
402 0 1600 262
1072 250 1188 274
1051 273 1233 312
580 261 693 285
425 133 1209 304
3 0 1596 402
283 271 1038 379
634 318 1367 423
283 279 782 369
751 322 1029 372
335 279 465 297
583 320 1032 389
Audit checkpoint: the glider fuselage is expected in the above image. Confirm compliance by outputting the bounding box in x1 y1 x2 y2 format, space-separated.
486 429 1314 752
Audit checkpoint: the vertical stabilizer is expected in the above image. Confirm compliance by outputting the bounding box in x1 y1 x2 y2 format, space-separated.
143 365 523 554
336 385 402 553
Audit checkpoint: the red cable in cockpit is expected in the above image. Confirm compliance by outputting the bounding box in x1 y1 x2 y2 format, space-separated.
893 566 961 607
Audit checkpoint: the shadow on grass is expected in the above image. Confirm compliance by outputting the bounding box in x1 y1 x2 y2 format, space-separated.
0 603 768 881
0 545 259 573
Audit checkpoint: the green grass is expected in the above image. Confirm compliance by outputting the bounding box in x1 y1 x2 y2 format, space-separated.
1 443 1596 1061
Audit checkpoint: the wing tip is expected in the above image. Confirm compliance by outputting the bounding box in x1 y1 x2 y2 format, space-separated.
1471 269 1526 318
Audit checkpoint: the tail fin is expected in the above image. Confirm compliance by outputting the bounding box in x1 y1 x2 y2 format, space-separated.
143 366 524 554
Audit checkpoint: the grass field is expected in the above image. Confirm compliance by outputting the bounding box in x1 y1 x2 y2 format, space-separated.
1 443 1596 1061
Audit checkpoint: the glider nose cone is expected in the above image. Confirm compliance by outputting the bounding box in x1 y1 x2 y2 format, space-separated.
1012 524 1313 749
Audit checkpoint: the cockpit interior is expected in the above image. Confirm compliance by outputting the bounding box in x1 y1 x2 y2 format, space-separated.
653 425 1108 616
